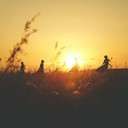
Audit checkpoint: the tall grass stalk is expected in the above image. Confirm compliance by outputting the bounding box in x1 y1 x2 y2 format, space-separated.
5 13 39 72
49 42 68 71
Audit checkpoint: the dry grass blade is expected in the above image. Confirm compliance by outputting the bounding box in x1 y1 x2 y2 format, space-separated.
54 46 67 60
54 41 58 51
5 13 39 72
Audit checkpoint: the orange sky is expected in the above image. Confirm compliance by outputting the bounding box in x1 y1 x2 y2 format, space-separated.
0 0 128 69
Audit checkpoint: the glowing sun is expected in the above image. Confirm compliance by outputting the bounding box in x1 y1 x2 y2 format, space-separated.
65 54 83 68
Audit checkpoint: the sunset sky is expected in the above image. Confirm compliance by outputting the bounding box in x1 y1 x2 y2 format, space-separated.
0 0 128 69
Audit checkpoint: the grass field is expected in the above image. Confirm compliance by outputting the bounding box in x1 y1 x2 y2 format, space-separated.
0 69 128 128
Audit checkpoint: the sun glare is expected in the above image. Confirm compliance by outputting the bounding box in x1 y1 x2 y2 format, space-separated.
65 54 83 68
66 54 77 68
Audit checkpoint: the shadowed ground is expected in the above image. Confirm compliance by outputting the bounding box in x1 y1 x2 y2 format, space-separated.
0 69 128 128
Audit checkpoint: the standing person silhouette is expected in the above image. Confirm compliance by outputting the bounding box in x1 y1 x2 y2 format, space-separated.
20 62 25 73
96 55 112 73
70 58 79 72
102 55 112 70
38 60 45 74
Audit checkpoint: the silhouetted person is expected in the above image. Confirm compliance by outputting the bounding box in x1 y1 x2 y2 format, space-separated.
102 55 112 69
70 58 79 72
96 55 112 73
20 62 25 73
38 60 45 74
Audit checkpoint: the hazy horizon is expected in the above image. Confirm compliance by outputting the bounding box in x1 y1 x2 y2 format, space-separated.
0 0 128 69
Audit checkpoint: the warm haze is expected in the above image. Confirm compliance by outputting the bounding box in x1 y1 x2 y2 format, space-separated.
0 0 128 69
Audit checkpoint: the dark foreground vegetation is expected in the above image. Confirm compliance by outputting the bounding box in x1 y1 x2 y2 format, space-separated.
0 69 128 128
